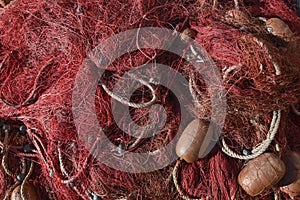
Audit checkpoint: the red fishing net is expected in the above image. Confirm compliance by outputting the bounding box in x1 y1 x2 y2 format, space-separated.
0 0 299 199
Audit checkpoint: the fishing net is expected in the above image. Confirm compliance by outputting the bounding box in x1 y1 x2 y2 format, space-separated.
0 0 299 199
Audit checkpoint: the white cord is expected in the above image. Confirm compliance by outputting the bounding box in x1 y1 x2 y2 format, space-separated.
221 110 281 160
189 73 200 106
273 188 281 200
234 0 239 10
221 36 283 159
223 65 240 80
100 74 156 108
253 37 281 75
58 147 69 177
173 160 206 200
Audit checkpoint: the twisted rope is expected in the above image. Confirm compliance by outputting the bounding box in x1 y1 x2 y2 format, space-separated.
173 160 206 200
1 129 13 177
221 37 282 159
100 74 156 109
1 151 13 177
20 161 34 200
58 149 91 200
221 110 281 160
253 37 281 75
58 146 69 177
233 0 239 10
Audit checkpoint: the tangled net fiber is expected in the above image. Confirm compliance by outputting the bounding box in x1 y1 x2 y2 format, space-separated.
0 0 299 199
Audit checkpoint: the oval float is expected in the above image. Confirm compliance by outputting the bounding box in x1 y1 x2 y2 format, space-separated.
176 119 216 163
238 153 286 196
266 18 294 41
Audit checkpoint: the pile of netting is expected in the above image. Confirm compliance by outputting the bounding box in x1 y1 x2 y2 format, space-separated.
0 0 299 199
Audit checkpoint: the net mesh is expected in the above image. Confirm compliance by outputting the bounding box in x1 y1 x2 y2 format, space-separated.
0 0 299 199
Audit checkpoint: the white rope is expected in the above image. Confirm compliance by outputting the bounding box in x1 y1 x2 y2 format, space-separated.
188 37 282 160
100 75 156 108
173 160 206 200
233 0 239 10
221 36 283 159
253 37 281 75
20 161 34 200
273 188 281 200
1 129 13 177
222 65 240 80
128 129 146 150
58 147 69 177
58 144 97 199
189 46 204 63
221 110 281 160
187 40 209 109
1 151 13 177
189 73 200 106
